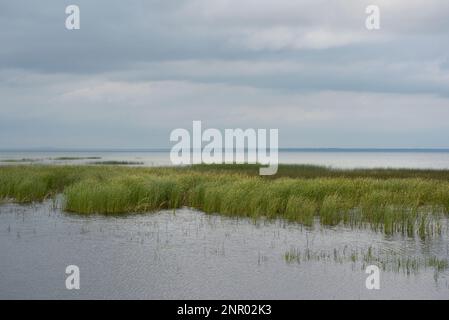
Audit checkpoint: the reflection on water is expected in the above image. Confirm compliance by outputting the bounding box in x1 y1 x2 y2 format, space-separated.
0 201 448 299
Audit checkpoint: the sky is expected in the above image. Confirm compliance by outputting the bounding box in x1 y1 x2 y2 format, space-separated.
1 0 449 149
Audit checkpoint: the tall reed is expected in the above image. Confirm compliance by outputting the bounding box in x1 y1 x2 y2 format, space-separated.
1 164 448 237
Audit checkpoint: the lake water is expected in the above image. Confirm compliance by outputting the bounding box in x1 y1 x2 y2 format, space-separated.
1 150 449 299
0 201 448 299
1 149 449 169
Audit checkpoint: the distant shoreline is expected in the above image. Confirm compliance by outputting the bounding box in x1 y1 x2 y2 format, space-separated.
1 148 449 153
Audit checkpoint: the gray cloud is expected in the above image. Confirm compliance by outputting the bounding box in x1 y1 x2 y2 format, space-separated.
0 0 448 148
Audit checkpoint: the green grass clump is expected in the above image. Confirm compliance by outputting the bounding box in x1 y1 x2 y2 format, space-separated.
285 196 316 226
320 194 349 226
0 164 449 238
65 175 184 214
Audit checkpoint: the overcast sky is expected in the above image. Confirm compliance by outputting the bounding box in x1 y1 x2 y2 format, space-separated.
1 0 449 148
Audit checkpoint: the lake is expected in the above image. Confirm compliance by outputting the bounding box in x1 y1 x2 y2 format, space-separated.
0 201 448 299
1 149 449 169
1 149 449 299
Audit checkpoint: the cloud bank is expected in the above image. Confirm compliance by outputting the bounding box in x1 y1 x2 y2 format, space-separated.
1 0 448 148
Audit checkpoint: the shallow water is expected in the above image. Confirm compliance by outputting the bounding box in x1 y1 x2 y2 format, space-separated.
1 150 449 169
0 201 448 299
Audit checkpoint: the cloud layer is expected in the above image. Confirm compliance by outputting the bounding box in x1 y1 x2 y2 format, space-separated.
1 0 448 148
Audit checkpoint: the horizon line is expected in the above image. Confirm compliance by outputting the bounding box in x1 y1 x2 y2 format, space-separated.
2 147 449 153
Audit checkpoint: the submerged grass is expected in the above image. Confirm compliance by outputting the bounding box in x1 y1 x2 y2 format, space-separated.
283 246 449 276
0 164 448 237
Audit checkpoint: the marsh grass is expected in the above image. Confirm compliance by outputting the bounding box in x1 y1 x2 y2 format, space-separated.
1 164 448 237
283 246 449 276
285 196 316 226
190 163 449 181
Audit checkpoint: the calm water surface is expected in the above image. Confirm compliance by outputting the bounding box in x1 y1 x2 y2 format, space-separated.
0 201 448 299
1 150 449 299
1 150 449 169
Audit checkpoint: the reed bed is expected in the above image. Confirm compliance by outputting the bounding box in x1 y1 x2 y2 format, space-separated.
1 164 448 238
190 163 449 180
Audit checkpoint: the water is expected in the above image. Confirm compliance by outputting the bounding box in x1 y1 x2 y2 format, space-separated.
1 149 449 169
0 201 448 299
1 150 449 299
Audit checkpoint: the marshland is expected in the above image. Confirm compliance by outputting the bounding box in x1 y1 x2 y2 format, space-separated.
1 153 449 299
1 164 448 239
